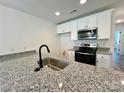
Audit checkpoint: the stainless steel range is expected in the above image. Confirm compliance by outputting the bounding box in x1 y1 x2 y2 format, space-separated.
75 43 97 66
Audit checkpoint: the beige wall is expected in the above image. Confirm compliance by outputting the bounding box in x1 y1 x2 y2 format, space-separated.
0 5 60 57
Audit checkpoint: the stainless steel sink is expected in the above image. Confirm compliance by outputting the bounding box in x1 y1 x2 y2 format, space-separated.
42 57 69 71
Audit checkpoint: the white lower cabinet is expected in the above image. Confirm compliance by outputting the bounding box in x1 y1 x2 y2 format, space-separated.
60 50 69 61
68 51 75 63
96 54 112 69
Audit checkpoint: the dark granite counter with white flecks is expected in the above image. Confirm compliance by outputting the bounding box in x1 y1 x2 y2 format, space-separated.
0 52 124 92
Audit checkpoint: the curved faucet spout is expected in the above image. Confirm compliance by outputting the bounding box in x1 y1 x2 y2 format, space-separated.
34 44 50 72
39 45 50 54
39 45 50 67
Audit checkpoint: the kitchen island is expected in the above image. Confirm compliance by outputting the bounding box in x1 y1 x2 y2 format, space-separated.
0 53 124 92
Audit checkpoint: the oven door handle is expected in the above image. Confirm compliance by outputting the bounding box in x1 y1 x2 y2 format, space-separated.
75 52 95 56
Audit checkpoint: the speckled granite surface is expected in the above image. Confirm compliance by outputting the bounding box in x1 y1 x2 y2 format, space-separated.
0 52 124 92
68 46 79 51
97 47 112 55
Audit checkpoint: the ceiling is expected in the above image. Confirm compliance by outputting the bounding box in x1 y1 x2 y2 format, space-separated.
0 0 124 23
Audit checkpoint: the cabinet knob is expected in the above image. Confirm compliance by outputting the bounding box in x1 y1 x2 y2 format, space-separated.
101 56 104 58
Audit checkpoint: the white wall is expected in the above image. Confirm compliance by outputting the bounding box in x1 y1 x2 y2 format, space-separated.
0 5 60 57
116 22 124 31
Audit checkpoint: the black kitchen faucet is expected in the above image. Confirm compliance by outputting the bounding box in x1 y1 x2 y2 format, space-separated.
34 45 50 72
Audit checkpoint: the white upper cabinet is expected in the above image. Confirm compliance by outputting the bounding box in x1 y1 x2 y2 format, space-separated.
70 20 78 40
57 24 64 34
97 10 113 39
85 14 97 28
77 14 97 30
57 22 71 34
77 17 86 30
65 22 71 33
57 9 113 40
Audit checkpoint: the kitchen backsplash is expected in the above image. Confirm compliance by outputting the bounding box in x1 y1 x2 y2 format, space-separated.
60 33 110 50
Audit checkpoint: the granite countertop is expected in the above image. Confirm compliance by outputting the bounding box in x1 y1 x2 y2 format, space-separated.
97 47 112 55
0 54 124 92
68 49 77 51
68 46 79 51
68 47 112 55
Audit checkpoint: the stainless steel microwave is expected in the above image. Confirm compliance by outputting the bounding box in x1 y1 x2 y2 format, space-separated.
77 28 97 40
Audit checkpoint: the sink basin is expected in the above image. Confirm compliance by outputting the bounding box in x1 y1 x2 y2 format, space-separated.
42 57 69 71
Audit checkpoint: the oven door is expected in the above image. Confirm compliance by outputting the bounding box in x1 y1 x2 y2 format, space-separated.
75 52 96 66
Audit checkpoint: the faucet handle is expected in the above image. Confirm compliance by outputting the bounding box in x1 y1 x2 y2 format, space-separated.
63 51 66 56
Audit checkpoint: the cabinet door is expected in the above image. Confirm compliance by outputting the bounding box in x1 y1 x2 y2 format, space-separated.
86 14 97 28
97 58 105 68
70 20 78 40
57 22 71 34
57 24 65 34
68 51 75 63
65 22 71 33
97 54 111 69
77 17 86 30
97 10 112 39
